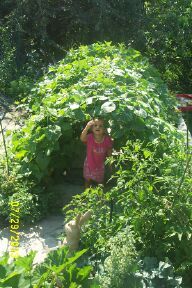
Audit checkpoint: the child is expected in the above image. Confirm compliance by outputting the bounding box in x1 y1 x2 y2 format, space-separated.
80 118 113 188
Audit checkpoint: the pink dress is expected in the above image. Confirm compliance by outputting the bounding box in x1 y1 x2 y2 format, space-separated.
83 133 113 183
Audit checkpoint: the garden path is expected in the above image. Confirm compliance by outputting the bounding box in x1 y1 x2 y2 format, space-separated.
0 182 84 264
0 107 23 154
0 99 85 264
0 214 64 264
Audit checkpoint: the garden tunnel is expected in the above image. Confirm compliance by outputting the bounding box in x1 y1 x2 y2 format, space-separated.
11 42 180 186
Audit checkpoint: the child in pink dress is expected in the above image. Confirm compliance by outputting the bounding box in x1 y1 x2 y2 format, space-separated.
80 118 113 188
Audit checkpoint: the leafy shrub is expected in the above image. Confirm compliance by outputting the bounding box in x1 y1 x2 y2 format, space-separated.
0 191 42 226
7 76 35 100
145 0 192 92
97 229 182 288
0 247 94 288
108 139 192 267
5 49 46 100
9 42 179 184
97 227 140 288
64 138 192 285
110 140 192 286
0 167 47 224
63 185 114 262
136 257 182 288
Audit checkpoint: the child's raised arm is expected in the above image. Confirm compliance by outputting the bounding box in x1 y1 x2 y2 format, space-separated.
80 120 94 142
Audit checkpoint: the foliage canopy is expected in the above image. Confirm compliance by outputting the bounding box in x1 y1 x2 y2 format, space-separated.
10 42 179 183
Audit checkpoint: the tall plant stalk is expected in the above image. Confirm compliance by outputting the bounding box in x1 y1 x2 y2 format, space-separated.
0 119 10 176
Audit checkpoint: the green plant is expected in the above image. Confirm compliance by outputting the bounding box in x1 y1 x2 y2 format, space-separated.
9 42 179 185
32 247 93 288
136 257 182 288
97 229 182 288
64 185 114 261
0 251 36 288
0 247 94 288
7 76 34 100
0 25 16 93
97 227 140 288
63 138 192 285
144 0 192 92
108 139 192 285
0 167 47 224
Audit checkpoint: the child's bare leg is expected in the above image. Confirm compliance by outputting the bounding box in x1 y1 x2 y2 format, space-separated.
85 179 92 189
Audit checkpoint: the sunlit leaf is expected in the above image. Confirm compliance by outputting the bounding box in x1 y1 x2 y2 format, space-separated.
101 101 116 113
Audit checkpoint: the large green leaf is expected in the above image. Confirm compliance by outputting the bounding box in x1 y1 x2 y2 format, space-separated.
0 272 21 288
101 101 116 113
35 154 50 171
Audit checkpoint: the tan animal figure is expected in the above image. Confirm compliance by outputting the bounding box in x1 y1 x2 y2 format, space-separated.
63 210 92 251
33 211 92 266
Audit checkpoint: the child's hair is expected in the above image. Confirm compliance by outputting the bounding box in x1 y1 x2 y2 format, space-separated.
92 117 109 133
92 117 105 126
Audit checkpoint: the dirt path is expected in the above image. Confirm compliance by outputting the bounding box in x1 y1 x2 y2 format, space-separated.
0 102 85 264
0 108 23 154
0 182 84 264
0 214 64 264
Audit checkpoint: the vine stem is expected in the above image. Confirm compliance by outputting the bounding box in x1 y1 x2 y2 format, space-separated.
176 112 192 195
109 198 113 223
176 150 191 196
0 119 10 176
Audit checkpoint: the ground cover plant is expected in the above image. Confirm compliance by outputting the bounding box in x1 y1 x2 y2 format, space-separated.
0 247 96 288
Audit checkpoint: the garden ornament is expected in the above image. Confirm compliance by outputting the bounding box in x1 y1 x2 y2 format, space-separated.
63 210 92 251
33 210 92 266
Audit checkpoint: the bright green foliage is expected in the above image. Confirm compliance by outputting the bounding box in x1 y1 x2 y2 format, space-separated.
1 41 190 285
64 139 192 286
0 247 94 288
135 257 183 288
0 171 43 223
97 227 140 288
109 140 192 276
10 42 179 183
97 229 182 288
